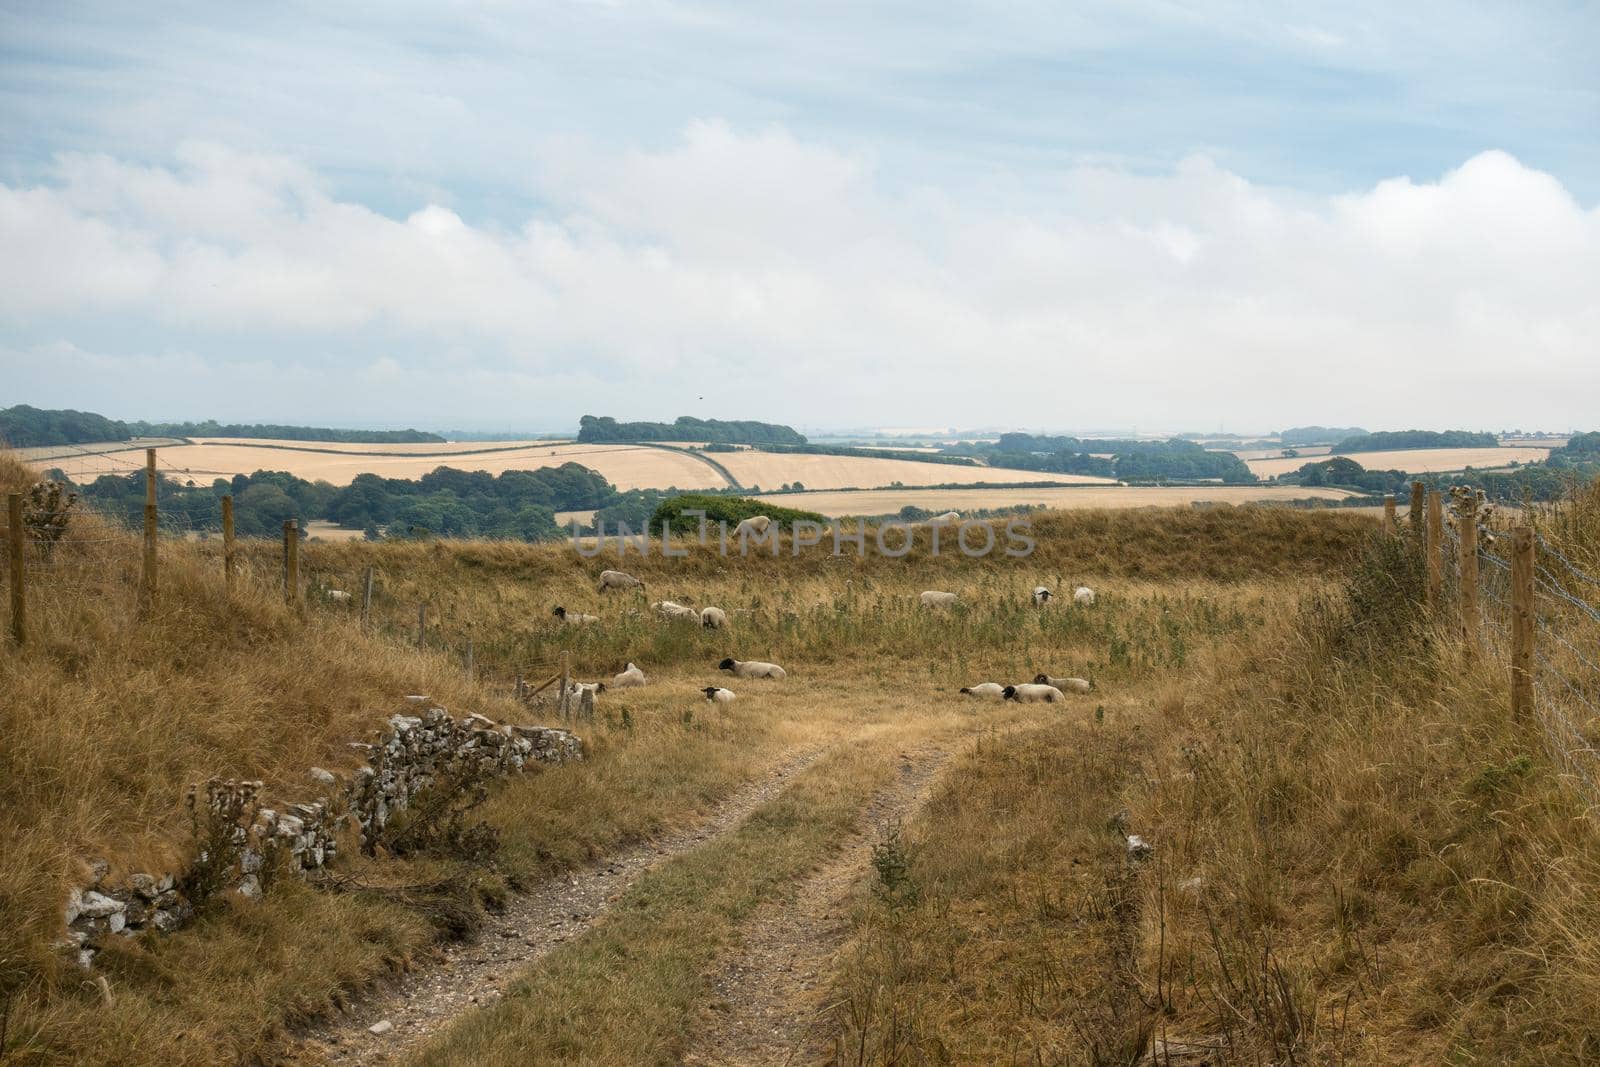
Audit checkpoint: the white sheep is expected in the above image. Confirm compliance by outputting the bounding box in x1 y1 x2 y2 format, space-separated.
1034 673 1093 694
1003 683 1065 703
734 515 772 538
552 606 599 625
1031 586 1052 606
718 657 787 680
700 606 729 629
919 590 959 609
597 569 645 593
1073 586 1096 606
702 686 736 703
652 600 700 622
959 682 1005 699
565 680 606 698
610 662 648 688
326 589 352 603
927 511 961 525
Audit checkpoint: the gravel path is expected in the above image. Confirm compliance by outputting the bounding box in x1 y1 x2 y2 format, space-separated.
682 744 951 1067
291 747 826 1065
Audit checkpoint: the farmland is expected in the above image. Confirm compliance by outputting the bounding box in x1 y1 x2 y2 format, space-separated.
756 483 1359 517
711 449 1115 491
1247 444 1551 479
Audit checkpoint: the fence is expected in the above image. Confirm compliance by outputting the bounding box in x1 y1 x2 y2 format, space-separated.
3 450 599 726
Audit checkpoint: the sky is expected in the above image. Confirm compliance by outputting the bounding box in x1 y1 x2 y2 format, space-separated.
1 1 1597 436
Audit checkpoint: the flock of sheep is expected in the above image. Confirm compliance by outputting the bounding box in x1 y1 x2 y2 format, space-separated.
548 566 1099 712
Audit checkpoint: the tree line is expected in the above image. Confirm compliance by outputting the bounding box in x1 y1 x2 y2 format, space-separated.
940 433 1256 483
1331 429 1498 453
577 415 807 446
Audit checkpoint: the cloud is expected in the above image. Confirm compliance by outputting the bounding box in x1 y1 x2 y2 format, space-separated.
1 132 1596 431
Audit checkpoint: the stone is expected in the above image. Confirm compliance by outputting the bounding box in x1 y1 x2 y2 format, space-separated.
77 949 95 969
83 858 110 887
64 886 83 925
149 909 181 933
238 875 262 900
124 897 149 926
1126 835 1153 860
368 1020 394 1035
107 911 126 935
77 891 125 919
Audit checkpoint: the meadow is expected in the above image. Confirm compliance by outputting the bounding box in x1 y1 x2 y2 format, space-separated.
4 444 1599 1065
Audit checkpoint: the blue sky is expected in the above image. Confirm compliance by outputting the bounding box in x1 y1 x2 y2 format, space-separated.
1 2 1596 433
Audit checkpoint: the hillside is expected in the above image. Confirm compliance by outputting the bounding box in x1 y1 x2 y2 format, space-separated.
5 444 1599 1064
0 404 131 447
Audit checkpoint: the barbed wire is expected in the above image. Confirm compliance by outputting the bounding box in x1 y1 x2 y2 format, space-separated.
1537 532 1600 592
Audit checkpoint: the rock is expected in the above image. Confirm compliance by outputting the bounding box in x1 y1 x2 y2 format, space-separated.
309 766 338 785
128 873 160 899
64 887 83 925
149 909 181 933
156 874 175 894
77 891 125 919
83 858 110 887
77 949 96 969
238 875 262 900
1126 835 1153 860
368 1020 394 1035
107 911 126 935
124 897 149 927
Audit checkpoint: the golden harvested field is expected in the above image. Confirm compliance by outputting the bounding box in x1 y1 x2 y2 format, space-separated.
756 483 1359 516
1247 445 1551 479
188 437 565 453
714 451 1116 491
1230 444 1332 461
39 440 728 491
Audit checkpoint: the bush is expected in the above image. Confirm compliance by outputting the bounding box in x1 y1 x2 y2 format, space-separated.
649 493 828 535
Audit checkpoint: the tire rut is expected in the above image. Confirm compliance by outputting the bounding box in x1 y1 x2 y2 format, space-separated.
292 746 827 1065
683 744 951 1067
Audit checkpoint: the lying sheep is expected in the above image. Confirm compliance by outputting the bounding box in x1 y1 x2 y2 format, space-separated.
610 662 648 688
718 657 787 680
927 511 961 525
552 606 599 625
734 515 771 538
702 686 736 704
652 600 700 622
1073 586 1096 606
1031 586 1052 606
700 606 729 629
1034 673 1093 694
1003 683 1065 703
959 682 1005 699
326 589 352 603
919 590 959 609
598 569 645 593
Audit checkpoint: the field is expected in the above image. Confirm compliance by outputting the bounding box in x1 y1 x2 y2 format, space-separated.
1247 444 1550 479
704 450 1115 491
5 441 1600 1066
758 483 1359 516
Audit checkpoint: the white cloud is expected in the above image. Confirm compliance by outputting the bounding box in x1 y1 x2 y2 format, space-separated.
1 132 1596 431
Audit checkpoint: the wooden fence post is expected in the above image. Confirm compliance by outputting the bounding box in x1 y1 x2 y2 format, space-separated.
1382 494 1397 535
1511 526 1535 723
140 448 158 613
1409 481 1425 540
559 650 571 722
515 675 525 702
7 493 24 645
579 686 595 724
282 520 300 606
1459 492 1479 652
416 602 426 650
1425 490 1443 605
360 565 374 633
221 495 236 594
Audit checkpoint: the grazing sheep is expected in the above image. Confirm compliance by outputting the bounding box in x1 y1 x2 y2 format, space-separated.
1003 683 1065 703
919 590 959 609
652 600 700 622
700 606 729 629
928 511 961 525
565 680 606 698
610 662 648 688
959 682 1005 699
734 515 772 538
326 589 352 603
1031 586 1052 606
718 657 787 680
552 606 599 625
702 686 736 704
1034 673 1093 694
1073 586 1096 606
598 569 644 593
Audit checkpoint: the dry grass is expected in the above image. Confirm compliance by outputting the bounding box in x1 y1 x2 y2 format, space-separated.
1247 446 1551 479
714 452 1115 491
760 484 1360 516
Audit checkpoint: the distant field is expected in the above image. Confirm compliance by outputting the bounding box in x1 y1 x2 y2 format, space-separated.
1231 445 1332 462
714 451 1116 491
755 484 1359 517
40 439 728 490
1247 445 1550 479
188 437 566 454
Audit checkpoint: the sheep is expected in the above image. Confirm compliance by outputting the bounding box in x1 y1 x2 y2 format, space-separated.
1033 673 1094 694
927 511 961 525
1031 586 1052 606
959 682 1005 699
1073 586 1096 606
652 600 700 622
1002 683 1065 703
700 606 729 629
597 569 644 593
565 680 607 698
702 686 736 703
610 662 648 688
919 590 959 609
734 515 771 538
326 589 352 603
718 657 787 680
552 606 599 625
